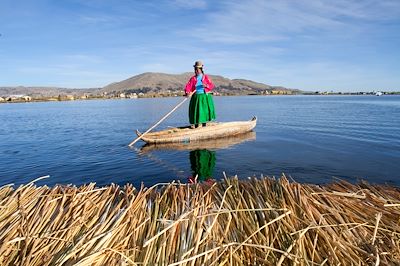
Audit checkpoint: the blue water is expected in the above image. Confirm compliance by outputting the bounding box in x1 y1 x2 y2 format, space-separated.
1 95 399 187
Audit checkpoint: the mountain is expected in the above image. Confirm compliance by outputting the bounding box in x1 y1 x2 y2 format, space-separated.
102 72 191 94
0 86 101 98
101 72 295 95
0 73 297 98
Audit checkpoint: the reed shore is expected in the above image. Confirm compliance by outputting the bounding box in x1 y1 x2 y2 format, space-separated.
1 175 399 265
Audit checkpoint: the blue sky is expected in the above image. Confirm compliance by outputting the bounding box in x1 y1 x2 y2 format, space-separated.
0 0 399 92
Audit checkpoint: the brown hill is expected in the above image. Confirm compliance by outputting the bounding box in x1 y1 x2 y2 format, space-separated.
102 73 191 94
0 86 101 98
0 73 297 98
101 72 295 95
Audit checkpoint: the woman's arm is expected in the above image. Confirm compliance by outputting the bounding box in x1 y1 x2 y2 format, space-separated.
204 75 215 92
184 76 196 94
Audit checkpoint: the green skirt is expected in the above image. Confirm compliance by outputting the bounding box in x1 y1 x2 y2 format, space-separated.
189 93 216 125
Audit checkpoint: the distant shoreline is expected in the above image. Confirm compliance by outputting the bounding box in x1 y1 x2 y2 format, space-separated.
1 92 400 104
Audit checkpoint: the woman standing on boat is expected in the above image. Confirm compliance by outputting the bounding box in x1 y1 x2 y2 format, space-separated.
184 61 216 128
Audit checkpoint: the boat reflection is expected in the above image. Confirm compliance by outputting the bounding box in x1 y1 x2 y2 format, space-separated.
139 131 256 153
137 131 256 184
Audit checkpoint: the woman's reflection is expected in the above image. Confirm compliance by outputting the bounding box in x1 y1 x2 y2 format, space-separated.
137 132 256 184
188 149 216 184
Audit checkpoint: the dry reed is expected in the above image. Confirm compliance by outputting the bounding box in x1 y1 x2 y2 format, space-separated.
1 175 400 265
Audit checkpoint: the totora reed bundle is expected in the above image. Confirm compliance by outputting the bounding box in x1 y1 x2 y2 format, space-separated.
1 175 400 265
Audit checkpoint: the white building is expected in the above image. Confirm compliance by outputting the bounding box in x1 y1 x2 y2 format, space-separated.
128 93 138 99
22 96 32 101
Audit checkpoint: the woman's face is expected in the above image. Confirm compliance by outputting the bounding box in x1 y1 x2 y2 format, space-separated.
194 67 202 75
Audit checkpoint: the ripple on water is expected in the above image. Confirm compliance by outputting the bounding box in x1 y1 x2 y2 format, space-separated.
1 96 400 187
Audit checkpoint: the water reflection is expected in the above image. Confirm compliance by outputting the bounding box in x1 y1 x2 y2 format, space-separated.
188 149 216 184
137 131 256 184
140 131 256 152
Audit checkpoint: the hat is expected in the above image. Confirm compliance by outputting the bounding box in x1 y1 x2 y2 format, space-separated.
193 61 204 68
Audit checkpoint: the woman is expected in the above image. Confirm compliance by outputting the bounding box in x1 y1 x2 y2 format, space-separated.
184 61 216 128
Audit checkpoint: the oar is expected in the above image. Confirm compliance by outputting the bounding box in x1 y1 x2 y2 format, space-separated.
128 92 194 147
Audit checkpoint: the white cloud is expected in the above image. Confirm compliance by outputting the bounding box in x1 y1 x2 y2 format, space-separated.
191 29 286 44
16 60 126 88
172 0 207 9
309 0 400 20
1 0 398 90
188 1 339 44
79 15 116 25
247 60 400 91
188 0 400 44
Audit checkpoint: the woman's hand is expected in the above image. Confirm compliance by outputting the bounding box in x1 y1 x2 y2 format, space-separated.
185 91 195 97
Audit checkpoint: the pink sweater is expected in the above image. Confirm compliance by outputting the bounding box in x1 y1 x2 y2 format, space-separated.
184 74 215 94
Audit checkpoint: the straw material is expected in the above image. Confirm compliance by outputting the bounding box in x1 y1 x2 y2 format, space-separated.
1 176 400 265
137 117 257 144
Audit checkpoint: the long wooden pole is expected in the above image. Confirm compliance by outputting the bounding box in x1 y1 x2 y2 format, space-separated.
128 93 193 147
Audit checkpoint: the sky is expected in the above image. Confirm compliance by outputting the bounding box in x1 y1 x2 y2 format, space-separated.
0 0 399 92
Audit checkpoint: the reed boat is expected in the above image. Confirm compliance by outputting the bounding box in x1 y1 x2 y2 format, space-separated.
140 131 256 152
136 116 257 144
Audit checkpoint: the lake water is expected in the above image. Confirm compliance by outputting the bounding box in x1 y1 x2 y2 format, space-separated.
1 95 399 187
